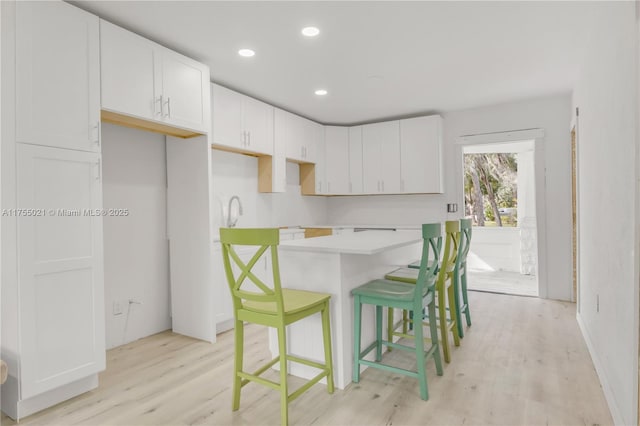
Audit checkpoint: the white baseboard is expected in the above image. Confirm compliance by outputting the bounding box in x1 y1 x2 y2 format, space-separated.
1 374 98 421
576 313 625 425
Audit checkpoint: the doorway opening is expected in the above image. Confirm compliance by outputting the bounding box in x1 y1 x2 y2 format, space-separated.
463 140 539 297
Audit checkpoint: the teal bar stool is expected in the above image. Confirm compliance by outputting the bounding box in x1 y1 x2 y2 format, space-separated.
352 223 444 400
408 218 473 338
455 218 473 334
385 220 461 363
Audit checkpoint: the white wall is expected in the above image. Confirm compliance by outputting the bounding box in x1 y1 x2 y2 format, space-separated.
210 149 328 229
571 2 638 425
327 94 572 301
101 124 171 349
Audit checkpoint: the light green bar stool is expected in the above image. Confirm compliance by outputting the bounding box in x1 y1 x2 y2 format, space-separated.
220 228 334 426
352 223 444 401
385 220 461 363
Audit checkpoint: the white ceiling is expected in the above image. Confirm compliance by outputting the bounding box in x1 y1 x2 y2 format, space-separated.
71 1 604 125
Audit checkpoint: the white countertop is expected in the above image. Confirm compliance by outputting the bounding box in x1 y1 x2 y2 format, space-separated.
300 224 422 230
278 230 422 255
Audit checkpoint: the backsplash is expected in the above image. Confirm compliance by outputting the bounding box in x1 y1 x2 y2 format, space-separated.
211 149 328 229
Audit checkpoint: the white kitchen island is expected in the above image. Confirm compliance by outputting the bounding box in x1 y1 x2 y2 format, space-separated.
273 230 423 389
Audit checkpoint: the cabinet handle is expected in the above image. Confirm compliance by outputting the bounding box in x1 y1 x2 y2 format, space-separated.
95 160 101 181
92 121 100 147
248 132 251 146
401 179 404 192
164 97 171 118
155 95 163 116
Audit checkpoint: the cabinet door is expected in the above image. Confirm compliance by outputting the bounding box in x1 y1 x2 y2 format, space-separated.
100 21 156 121
302 120 321 164
362 121 401 194
280 110 303 161
315 128 326 194
17 144 105 398
212 246 234 332
362 123 382 193
400 116 444 193
348 126 364 194
325 126 350 194
243 96 274 155
16 1 100 152
379 121 402 193
212 84 243 149
157 52 209 132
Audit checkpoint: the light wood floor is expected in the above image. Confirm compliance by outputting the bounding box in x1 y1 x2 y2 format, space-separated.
1 292 612 426
467 270 538 297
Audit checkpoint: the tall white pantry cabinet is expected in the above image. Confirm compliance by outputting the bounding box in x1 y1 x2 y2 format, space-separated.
1 1 105 419
1 0 215 419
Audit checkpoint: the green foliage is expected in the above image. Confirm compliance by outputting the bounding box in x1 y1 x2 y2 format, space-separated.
464 153 518 227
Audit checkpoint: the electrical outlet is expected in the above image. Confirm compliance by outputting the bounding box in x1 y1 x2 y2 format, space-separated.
112 301 123 316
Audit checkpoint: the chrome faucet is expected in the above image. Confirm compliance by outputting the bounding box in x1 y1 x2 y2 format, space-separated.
227 195 243 228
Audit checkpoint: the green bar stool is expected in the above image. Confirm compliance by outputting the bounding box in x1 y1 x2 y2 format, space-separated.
352 223 444 400
220 228 334 426
455 218 473 333
385 220 461 363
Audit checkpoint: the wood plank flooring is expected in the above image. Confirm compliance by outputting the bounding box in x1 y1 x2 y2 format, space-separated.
467 270 538 297
1 292 612 425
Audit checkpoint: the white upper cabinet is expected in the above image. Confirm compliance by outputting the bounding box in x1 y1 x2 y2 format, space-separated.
362 121 401 194
280 109 316 163
240 95 274 155
100 20 209 135
315 128 327 194
211 83 273 155
156 52 208 132
101 20 155 122
324 126 350 195
302 119 321 164
348 126 364 194
400 115 444 193
16 1 100 152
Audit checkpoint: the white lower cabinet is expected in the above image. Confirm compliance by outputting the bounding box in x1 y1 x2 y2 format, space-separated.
16 143 105 399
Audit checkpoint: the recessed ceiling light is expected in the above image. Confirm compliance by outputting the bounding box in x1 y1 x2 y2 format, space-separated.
238 49 255 57
302 27 320 37
314 89 328 96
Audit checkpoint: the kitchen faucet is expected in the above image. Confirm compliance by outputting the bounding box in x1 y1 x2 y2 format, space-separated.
227 195 243 227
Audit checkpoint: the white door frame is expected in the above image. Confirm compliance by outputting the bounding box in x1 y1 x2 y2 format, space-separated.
456 128 548 299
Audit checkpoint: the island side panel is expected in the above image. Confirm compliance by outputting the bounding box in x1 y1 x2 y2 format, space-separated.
275 250 343 385
276 241 421 389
